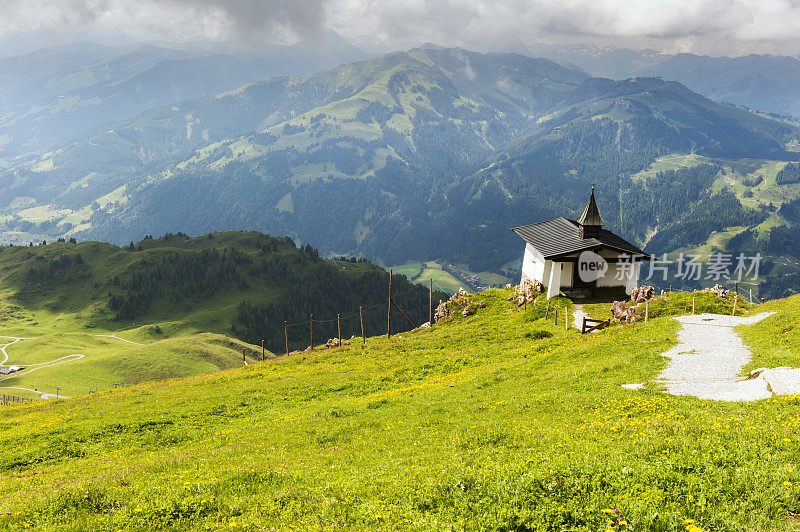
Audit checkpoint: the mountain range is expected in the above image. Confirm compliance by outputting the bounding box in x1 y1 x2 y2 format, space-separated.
525 43 800 117
0 31 370 158
3 41 800 294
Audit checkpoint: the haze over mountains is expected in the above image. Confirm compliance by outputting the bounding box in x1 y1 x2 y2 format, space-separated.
3 34 800 296
0 31 370 157
525 43 800 117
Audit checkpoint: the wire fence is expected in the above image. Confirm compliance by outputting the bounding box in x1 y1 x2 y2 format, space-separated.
641 250 800 303
646 278 760 306
257 261 772 357
1 394 32 406
262 271 458 357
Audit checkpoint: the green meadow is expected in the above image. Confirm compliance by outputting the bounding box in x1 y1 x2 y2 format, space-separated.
2 289 800 530
0 325 261 400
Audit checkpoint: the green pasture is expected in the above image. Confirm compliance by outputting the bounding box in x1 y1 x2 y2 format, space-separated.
390 260 469 294
2 289 800 529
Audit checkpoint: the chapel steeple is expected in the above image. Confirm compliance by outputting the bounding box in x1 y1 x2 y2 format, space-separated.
578 185 603 238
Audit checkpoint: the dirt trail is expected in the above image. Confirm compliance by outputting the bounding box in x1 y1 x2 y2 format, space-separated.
94 332 144 346
0 336 83 399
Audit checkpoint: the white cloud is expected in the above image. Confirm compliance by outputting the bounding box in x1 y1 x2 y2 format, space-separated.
3 0 800 55
328 0 800 55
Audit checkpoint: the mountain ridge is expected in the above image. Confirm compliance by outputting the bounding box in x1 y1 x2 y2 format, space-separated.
2 46 799 280
0 32 372 157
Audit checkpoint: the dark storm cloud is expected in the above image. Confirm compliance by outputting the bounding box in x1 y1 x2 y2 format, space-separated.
163 0 326 41
0 0 326 43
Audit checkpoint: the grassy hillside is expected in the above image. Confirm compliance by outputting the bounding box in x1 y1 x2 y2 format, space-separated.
0 231 441 399
0 331 263 400
0 231 436 342
2 289 800 530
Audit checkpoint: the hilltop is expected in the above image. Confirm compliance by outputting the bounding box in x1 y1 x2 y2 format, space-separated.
2 288 800 529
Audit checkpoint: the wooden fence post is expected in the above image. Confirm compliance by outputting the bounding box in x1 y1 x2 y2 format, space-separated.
284 321 289 356
360 306 365 345
749 288 753 308
387 269 392 339
337 313 342 347
565 307 569 330
243 348 246 365
429 278 433 326
645 300 649 323
261 340 265 362
732 294 738 316
310 314 314 350
692 296 695 315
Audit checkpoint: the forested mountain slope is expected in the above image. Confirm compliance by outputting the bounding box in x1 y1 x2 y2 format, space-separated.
434 77 796 269
0 231 438 353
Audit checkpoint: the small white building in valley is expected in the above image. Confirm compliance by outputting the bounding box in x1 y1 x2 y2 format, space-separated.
513 187 650 299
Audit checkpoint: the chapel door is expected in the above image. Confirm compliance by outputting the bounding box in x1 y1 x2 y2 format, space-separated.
572 263 597 289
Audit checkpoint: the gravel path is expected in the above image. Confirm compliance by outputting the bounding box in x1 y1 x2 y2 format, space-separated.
654 312 777 401
572 304 589 331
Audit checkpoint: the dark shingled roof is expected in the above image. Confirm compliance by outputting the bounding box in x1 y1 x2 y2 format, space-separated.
512 217 650 260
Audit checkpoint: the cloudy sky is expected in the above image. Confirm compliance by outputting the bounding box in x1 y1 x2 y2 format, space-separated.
2 0 800 56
